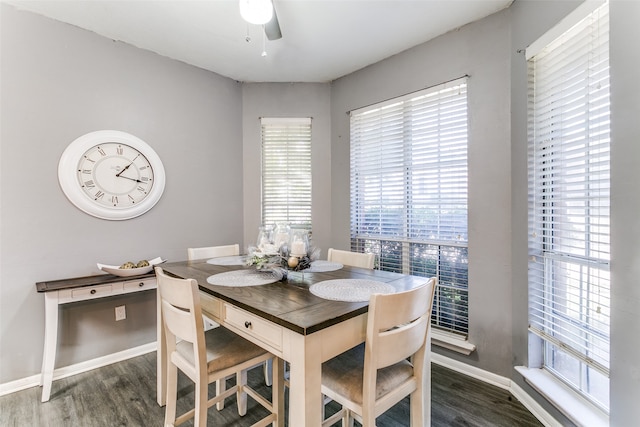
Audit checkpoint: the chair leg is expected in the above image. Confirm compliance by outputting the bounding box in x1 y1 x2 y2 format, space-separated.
236 370 248 416
264 359 273 386
346 411 355 427
216 379 226 410
164 362 178 427
194 373 208 427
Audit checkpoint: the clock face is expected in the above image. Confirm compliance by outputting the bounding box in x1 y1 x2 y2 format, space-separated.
77 143 155 209
59 131 165 220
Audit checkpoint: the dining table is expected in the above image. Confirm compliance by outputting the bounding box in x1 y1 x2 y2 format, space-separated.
156 257 432 427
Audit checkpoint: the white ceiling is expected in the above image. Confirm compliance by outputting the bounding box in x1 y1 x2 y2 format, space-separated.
5 0 513 83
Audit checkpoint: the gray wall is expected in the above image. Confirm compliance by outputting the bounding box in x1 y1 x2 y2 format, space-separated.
3 1 639 424
241 83 333 254
0 5 244 382
331 8 513 376
601 1 639 424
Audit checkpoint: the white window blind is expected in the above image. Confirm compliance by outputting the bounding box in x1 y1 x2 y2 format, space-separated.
350 78 469 335
527 1 610 410
261 117 312 229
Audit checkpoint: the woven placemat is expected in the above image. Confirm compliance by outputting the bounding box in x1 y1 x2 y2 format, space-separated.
206 269 282 287
305 260 343 273
310 279 395 302
206 255 247 266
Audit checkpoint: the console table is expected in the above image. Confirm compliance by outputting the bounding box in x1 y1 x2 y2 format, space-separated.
36 272 156 402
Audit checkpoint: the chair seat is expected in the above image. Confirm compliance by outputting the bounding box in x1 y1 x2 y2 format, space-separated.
175 327 268 374
322 343 414 405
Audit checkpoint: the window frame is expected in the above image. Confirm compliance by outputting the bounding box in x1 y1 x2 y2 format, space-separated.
349 77 469 337
260 117 313 230
526 0 610 411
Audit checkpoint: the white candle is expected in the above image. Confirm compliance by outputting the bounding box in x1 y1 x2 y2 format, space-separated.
291 240 306 256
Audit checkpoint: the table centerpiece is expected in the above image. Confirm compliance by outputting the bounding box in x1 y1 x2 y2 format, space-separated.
246 225 319 278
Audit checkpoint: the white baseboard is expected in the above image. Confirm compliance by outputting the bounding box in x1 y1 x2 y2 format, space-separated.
511 377 564 427
431 352 559 427
0 342 157 397
430 351 511 390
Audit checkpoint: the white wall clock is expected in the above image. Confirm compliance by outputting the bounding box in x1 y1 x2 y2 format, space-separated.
58 130 166 220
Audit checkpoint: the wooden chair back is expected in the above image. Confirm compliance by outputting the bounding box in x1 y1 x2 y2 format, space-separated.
156 268 206 374
327 248 375 269
366 278 435 370
187 244 240 260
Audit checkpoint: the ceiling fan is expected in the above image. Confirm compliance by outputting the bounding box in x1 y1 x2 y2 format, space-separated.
239 0 282 40
264 4 282 40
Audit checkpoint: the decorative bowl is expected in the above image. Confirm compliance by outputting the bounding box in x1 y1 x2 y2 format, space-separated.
97 257 165 277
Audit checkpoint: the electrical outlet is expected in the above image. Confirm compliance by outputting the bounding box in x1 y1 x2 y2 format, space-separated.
115 305 126 321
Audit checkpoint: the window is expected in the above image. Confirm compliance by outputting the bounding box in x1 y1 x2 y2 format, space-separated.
527 1 610 411
350 78 469 336
261 117 312 229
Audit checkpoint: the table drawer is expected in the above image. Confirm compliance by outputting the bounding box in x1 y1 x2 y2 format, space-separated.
70 283 116 300
123 278 156 293
200 292 222 322
224 304 282 352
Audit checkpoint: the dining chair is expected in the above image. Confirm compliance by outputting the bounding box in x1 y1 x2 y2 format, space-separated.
186 244 274 400
327 248 375 269
187 243 240 260
155 267 280 427
188 245 232 398
321 278 437 427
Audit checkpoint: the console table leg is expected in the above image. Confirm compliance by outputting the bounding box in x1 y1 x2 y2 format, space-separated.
157 287 167 406
40 292 59 402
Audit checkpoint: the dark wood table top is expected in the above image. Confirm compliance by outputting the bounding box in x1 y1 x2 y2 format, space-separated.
159 259 430 336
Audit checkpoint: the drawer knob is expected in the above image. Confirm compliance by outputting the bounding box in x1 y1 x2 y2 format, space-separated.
138 282 144 287
244 321 252 329
90 289 97 294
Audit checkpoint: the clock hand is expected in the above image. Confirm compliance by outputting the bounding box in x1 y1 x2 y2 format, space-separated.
116 175 143 183
115 163 131 177
115 154 140 177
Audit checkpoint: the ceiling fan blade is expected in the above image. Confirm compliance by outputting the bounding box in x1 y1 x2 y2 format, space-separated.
264 4 282 40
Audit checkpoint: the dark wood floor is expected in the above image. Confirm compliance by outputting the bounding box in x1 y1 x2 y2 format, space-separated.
0 352 543 426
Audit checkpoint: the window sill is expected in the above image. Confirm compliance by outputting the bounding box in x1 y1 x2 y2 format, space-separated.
515 366 608 427
431 329 476 355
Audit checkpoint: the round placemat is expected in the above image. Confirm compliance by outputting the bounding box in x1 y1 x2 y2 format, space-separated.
305 260 343 273
207 255 247 266
207 269 282 287
310 279 395 302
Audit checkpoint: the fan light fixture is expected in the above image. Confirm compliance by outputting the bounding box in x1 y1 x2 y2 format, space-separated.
239 0 273 25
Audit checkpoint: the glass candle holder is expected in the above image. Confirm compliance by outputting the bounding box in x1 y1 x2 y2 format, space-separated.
273 223 291 252
256 224 274 251
289 228 309 257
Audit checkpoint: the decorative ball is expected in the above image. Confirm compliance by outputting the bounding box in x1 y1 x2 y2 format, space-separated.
287 256 299 268
120 261 136 269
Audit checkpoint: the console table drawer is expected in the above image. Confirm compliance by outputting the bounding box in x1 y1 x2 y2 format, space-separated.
58 283 117 302
224 303 282 352
123 278 156 293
